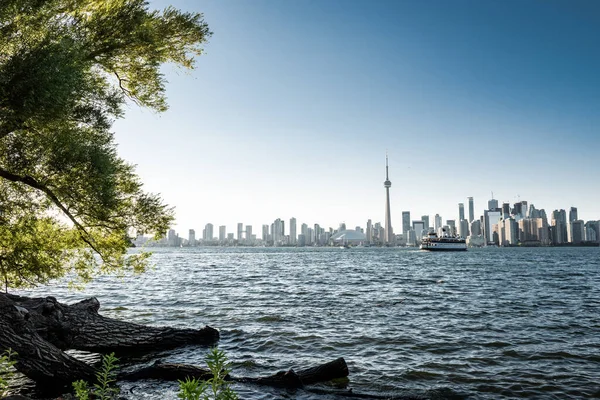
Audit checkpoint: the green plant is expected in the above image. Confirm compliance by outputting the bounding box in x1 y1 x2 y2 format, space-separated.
0 349 17 397
73 352 120 400
178 348 238 400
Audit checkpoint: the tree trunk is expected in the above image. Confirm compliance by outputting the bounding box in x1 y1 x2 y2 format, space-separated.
119 357 349 388
0 295 96 395
2 294 219 353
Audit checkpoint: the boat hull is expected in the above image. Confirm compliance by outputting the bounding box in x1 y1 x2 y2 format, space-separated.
420 242 467 251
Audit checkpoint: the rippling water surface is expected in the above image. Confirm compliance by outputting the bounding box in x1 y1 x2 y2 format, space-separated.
17 247 600 399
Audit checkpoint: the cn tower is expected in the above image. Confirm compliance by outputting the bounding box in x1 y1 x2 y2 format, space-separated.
384 154 393 244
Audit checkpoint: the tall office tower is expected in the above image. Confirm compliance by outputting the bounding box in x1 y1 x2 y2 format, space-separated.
167 229 177 246
273 218 284 244
314 223 321 245
203 223 214 241
585 221 600 242
569 207 578 222
383 154 394 243
301 223 308 243
237 223 243 241
458 203 465 222
307 227 314 245
434 214 442 231
458 219 469 238
289 217 297 244
262 224 269 242
568 220 584 243
219 225 226 242
245 225 252 241
402 211 411 234
484 197 502 245
188 229 196 246
470 219 481 236
468 197 474 222
366 219 373 244
421 215 430 231
502 203 511 219
412 220 425 238
512 202 523 217
488 196 498 210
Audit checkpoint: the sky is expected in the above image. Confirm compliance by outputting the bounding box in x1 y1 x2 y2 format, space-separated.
112 0 600 237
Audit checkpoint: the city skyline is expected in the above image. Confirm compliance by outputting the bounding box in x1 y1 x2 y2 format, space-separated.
165 195 598 243
112 0 600 234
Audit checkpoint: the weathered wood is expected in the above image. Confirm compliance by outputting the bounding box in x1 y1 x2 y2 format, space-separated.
237 357 349 388
2 294 219 353
0 294 96 394
119 358 349 389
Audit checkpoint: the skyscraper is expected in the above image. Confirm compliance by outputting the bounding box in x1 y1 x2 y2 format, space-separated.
434 214 442 231
458 203 465 221
421 215 430 231
468 197 474 222
289 217 297 245
237 223 243 241
402 211 410 235
188 229 196 246
383 154 393 243
569 207 578 222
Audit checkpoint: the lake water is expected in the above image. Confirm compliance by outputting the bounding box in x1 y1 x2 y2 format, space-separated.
15 246 600 399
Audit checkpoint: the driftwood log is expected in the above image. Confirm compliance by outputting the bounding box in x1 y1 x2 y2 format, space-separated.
0 293 352 399
0 293 218 394
119 357 350 388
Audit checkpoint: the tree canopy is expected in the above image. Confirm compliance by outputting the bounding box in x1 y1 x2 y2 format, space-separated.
0 0 211 290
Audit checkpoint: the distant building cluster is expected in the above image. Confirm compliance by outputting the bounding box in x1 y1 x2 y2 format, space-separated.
134 196 599 249
133 158 599 248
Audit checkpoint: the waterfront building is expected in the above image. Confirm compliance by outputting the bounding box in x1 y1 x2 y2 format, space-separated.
551 209 568 244
484 207 502 245
227 233 234 241
434 214 442 231
412 220 425 241
383 154 394 244
458 203 465 222
366 219 373 244
569 207 578 222
585 221 599 242
406 229 417 246
167 229 178 247
470 219 482 236
219 225 226 242
402 211 410 235
290 217 297 245
568 220 584 244
502 203 511 219
301 223 308 244
237 223 243 241
262 224 269 242
188 229 196 246
245 225 253 242
458 219 469 238
421 215 430 232
468 197 474 222
297 233 306 247
203 223 214 241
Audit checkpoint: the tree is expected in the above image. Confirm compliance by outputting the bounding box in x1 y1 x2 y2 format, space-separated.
0 0 211 290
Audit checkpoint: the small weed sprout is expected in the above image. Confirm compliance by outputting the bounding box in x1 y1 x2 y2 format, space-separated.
178 348 238 400
0 349 17 397
73 352 120 400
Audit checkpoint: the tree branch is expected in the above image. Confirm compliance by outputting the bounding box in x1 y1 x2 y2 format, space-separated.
0 167 101 255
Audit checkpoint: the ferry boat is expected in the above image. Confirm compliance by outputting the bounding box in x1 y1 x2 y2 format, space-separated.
420 229 467 251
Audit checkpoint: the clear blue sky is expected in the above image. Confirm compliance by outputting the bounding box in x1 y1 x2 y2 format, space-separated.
113 0 600 236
